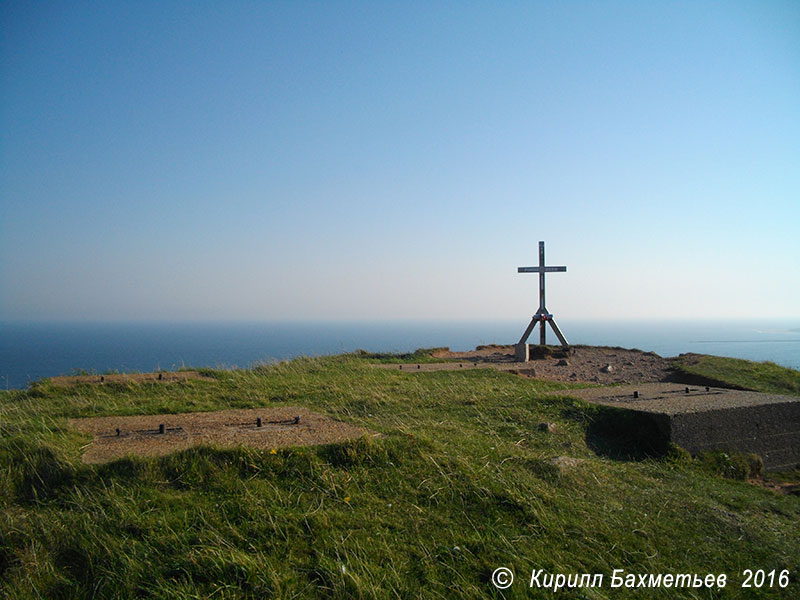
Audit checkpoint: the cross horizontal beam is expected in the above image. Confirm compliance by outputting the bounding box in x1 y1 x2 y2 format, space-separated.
516 241 569 353
517 266 566 273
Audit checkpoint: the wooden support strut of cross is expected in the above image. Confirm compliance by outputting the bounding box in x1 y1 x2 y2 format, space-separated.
517 241 569 353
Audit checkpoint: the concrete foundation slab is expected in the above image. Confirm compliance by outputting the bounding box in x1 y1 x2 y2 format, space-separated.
561 384 800 471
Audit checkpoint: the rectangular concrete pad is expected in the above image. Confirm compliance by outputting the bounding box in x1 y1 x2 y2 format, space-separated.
561 384 800 470
69 407 372 464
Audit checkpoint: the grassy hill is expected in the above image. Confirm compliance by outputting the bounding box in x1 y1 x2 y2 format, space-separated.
1 352 798 598
671 353 800 396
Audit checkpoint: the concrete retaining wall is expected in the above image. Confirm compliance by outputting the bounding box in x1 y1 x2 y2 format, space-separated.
669 402 800 470
562 384 800 471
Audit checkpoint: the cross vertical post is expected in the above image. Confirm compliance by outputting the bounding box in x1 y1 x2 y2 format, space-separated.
516 241 569 361
538 241 546 345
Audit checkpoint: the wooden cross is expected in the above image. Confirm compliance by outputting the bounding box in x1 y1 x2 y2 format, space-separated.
516 241 569 358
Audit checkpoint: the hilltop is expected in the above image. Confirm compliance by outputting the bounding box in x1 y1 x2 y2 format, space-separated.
388 344 675 383
1 348 799 598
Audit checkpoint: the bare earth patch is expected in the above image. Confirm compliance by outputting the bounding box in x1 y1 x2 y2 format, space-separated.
51 371 214 386
752 478 800 496
376 345 674 384
69 407 373 464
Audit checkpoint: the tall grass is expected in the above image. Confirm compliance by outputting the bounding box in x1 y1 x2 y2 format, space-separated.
1 353 798 598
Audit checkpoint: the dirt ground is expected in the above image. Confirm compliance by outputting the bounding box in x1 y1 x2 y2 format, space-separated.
376 345 675 384
70 407 373 464
51 370 213 386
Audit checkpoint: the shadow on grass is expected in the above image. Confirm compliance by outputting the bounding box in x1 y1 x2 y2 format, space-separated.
662 368 750 391
563 404 670 461
2 440 77 503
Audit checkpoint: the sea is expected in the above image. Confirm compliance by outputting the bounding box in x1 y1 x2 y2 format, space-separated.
1 319 799 390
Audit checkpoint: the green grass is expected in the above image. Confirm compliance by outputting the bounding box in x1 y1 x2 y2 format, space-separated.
1 352 799 598
347 346 452 363
671 353 800 396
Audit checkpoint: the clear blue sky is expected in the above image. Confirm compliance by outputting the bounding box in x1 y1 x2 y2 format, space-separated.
1 1 798 321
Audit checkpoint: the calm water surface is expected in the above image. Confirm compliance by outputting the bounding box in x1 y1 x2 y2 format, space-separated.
1 319 799 390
